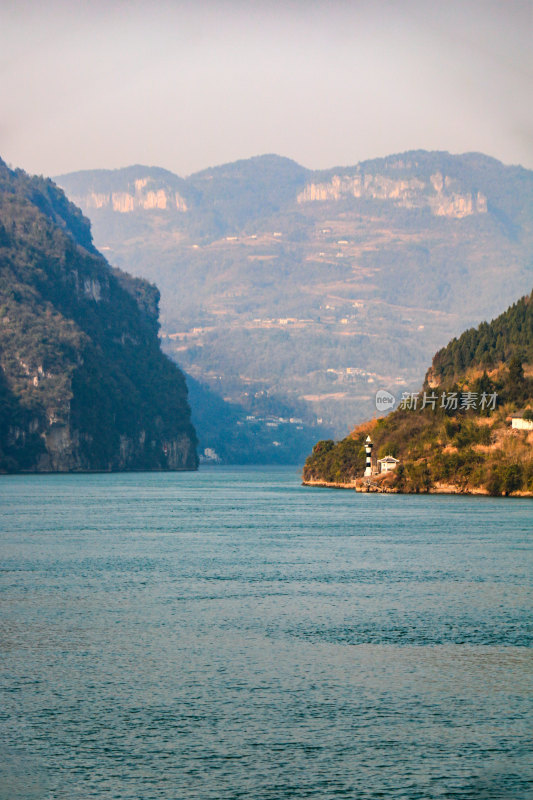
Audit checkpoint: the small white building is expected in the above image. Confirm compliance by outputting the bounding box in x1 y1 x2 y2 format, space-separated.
377 455 400 474
511 413 533 431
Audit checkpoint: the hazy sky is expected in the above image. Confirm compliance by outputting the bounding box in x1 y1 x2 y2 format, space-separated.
1 0 532 177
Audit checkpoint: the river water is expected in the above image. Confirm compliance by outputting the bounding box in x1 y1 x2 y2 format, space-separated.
1 467 532 799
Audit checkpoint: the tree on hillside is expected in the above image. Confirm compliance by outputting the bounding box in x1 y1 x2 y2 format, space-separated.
506 356 526 403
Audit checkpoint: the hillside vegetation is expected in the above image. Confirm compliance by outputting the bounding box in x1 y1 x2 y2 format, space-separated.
303 292 533 496
428 293 533 384
0 159 197 472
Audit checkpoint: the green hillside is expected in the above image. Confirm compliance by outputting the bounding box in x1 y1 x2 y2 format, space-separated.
0 159 197 472
303 292 533 496
428 293 533 384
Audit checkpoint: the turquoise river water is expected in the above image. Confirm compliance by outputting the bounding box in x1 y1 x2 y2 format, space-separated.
1 466 532 799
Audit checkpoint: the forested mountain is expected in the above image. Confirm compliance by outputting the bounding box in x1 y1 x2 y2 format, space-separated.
0 159 197 472
56 151 533 438
303 291 533 496
428 293 533 385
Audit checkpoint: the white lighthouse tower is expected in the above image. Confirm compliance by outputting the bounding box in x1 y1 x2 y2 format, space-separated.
364 435 373 477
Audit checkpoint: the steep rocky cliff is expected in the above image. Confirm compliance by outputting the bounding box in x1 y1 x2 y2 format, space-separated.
63 167 192 215
297 170 488 218
0 159 197 472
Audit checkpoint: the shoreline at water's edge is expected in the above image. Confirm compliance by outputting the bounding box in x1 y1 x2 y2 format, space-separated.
302 478 533 497
0 466 199 476
303 478 359 490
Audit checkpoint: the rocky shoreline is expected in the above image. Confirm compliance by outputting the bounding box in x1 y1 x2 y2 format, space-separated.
302 477 532 497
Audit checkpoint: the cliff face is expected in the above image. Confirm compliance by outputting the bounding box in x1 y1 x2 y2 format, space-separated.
0 159 198 472
297 171 487 219
78 181 188 214
55 165 194 219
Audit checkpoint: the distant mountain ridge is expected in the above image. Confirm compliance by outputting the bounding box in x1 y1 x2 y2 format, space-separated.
55 150 533 438
56 150 530 233
56 155 311 240
0 159 197 472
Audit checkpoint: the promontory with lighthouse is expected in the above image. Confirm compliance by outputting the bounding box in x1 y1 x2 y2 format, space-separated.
303 291 533 497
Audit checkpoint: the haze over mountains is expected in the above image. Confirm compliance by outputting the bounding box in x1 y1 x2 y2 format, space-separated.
56 151 533 440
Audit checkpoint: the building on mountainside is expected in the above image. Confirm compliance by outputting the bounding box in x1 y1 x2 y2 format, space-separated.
510 413 533 431
377 455 400 473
